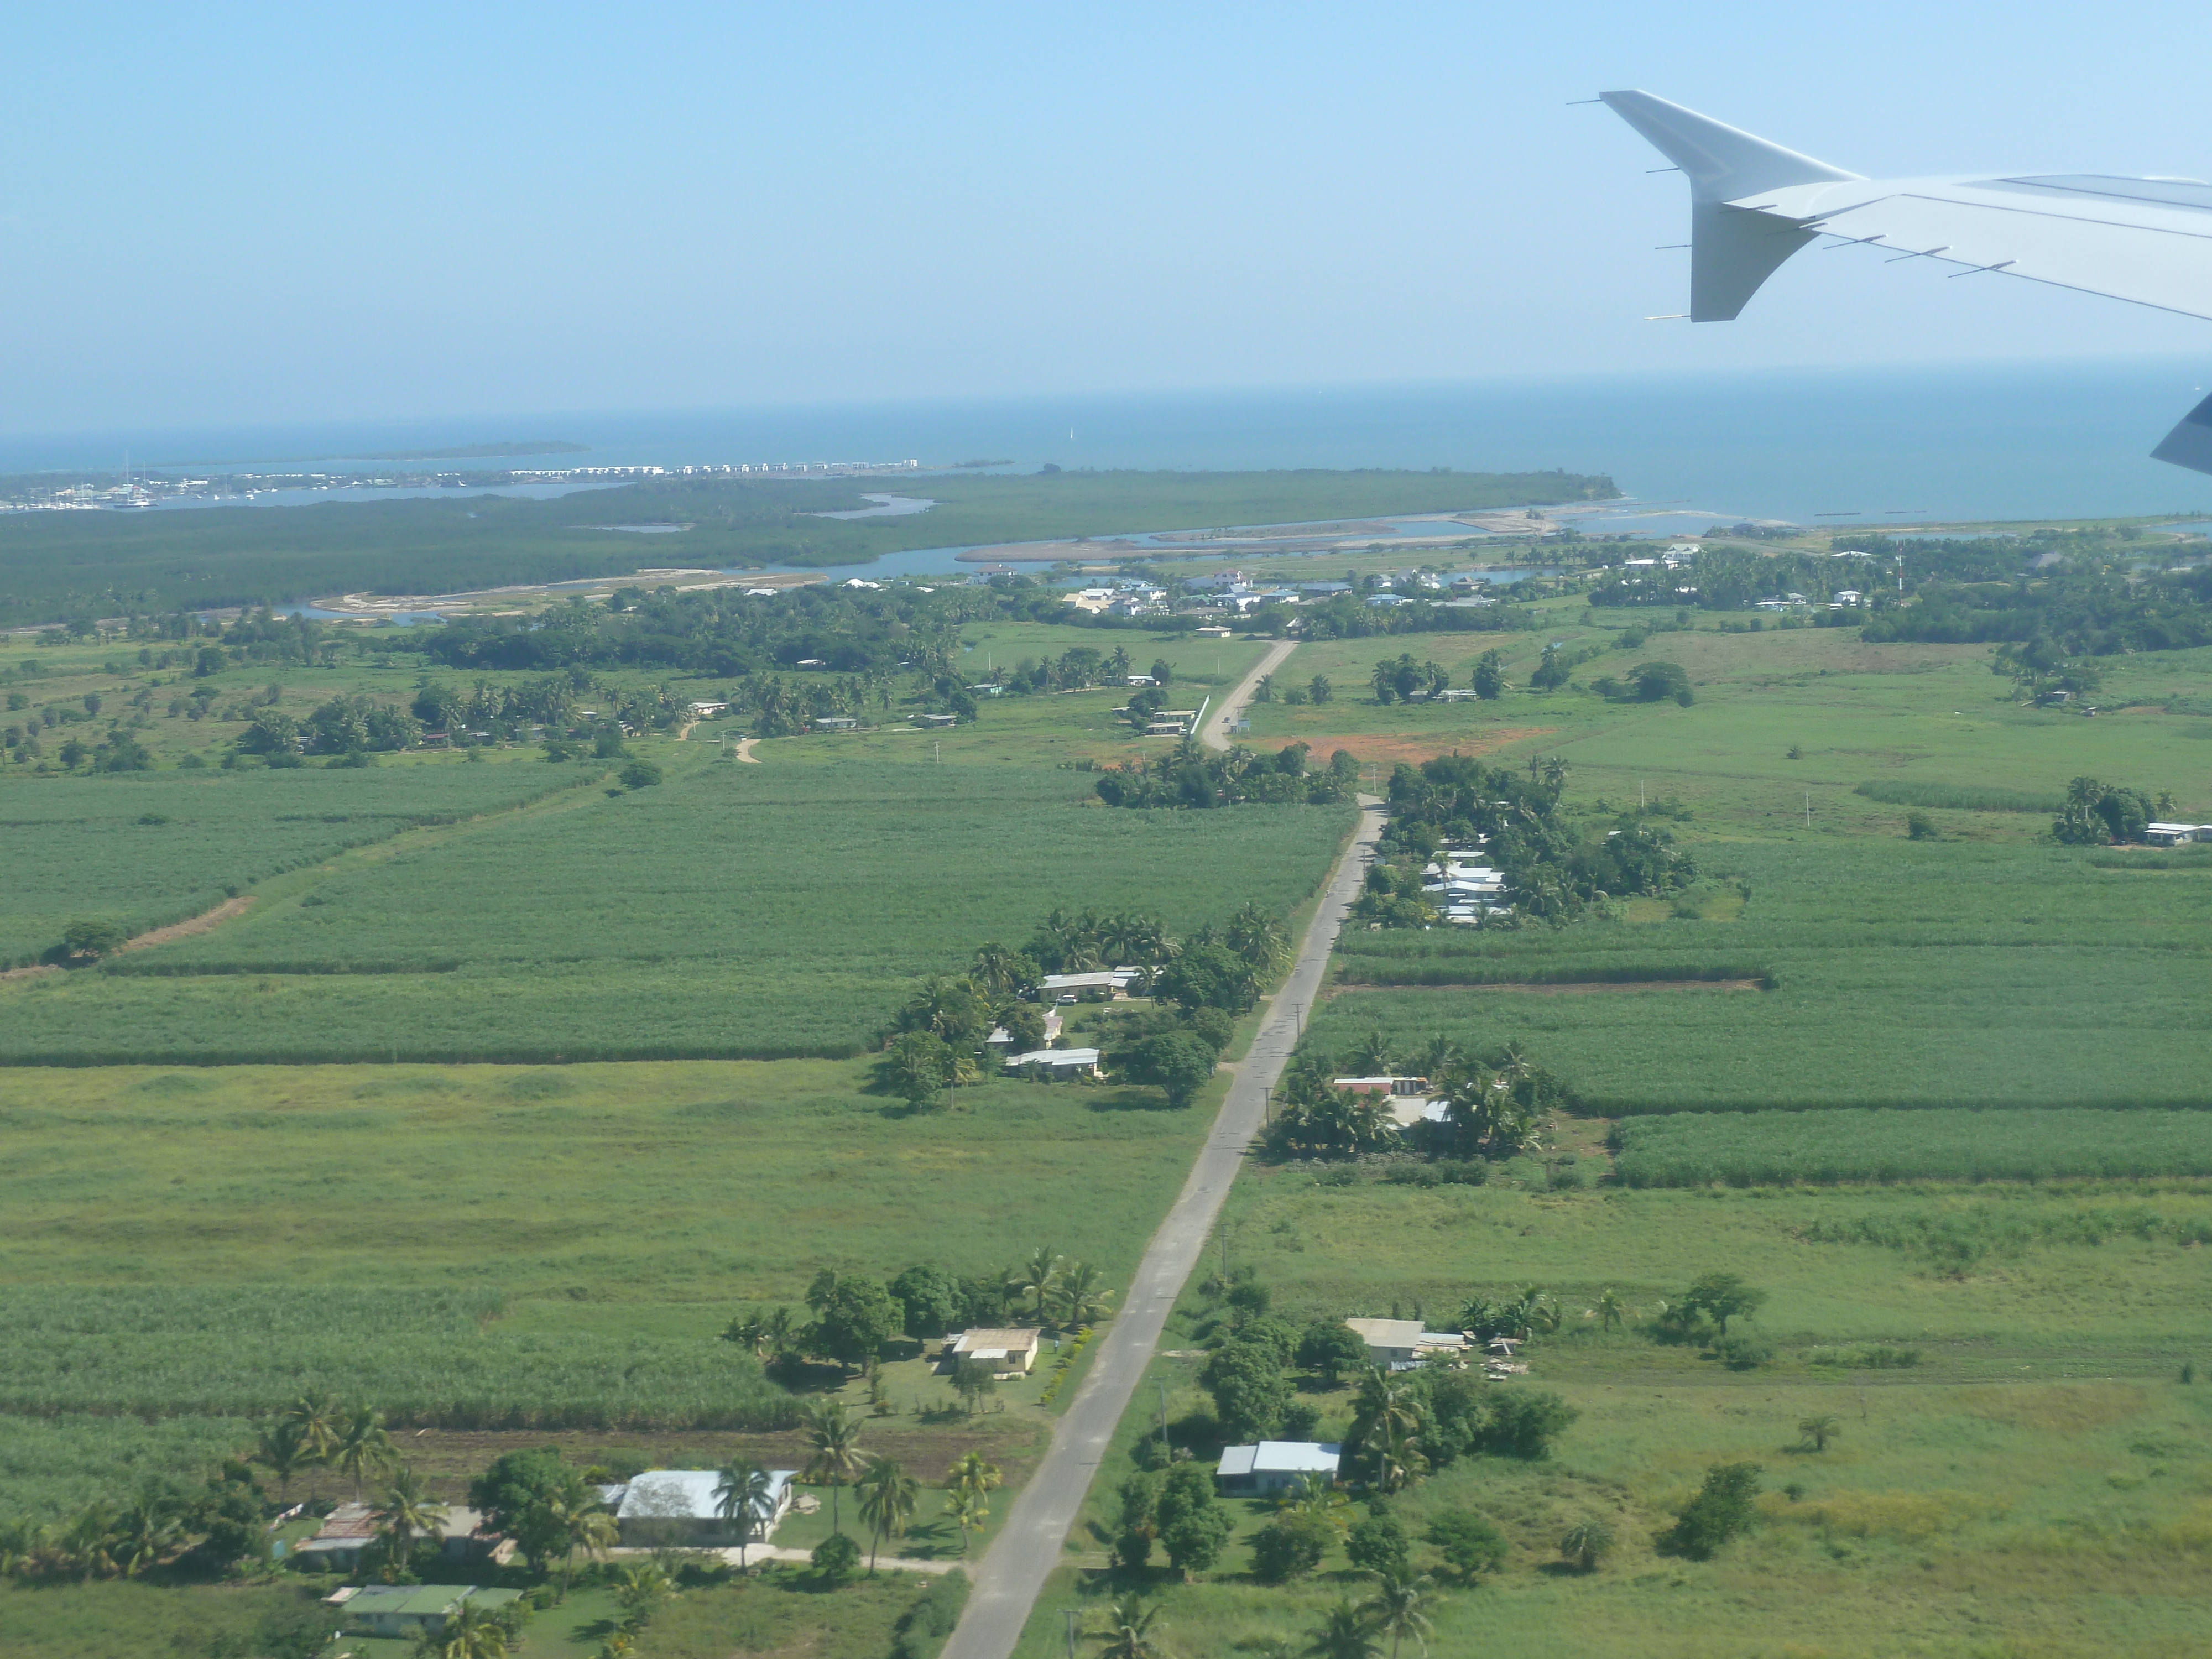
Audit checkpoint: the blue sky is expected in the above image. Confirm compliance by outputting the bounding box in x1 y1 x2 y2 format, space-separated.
6 1 2210 433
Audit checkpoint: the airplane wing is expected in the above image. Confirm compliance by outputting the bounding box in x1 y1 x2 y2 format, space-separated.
1600 90 2212 472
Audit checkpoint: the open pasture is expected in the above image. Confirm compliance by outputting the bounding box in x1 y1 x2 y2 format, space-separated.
1611 1106 2212 1187
0 758 1354 1063
1014 1175 2212 1659
0 763 583 969
1244 617 2212 832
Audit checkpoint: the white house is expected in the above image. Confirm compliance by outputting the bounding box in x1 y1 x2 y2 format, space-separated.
2144 822 2212 846
1004 1046 1102 1078
609 1469 795 1548
1343 1318 1470 1370
947 1327 1042 1376
1215 1442 1342 1497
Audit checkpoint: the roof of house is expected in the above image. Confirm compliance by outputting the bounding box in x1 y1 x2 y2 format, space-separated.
1217 1441 1343 1478
1004 1047 1101 1068
1345 1317 1426 1349
952 1327 1042 1359
341 1585 499 1619
1039 971 1134 990
615 1469 794 1522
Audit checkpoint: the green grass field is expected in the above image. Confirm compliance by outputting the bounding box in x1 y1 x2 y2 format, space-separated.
0 1571 927 1659
0 757 1353 1062
0 763 586 968
0 1054 1231 1519
1610 1107 2212 1186
1012 1171 2212 1659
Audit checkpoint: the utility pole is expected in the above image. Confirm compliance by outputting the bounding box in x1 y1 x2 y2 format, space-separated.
935 741 941 765
1804 790 1813 830
1065 1608 1080 1659
1158 1378 1171 1461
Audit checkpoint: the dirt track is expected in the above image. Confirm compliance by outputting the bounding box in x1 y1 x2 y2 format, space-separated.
0 895 255 984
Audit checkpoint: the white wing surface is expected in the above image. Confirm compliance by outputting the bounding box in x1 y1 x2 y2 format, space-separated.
1601 90 2212 470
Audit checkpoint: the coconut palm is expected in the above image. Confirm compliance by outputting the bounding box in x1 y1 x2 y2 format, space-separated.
1595 1287 1630 1333
1374 1422 1427 1495
802 1399 865 1535
1304 1599 1381 1659
281 1390 343 1494
1015 1246 1063 1321
1799 1415 1842 1453
947 1449 1002 1507
332 1405 395 1500
1089 1595 1165 1659
1052 1261 1115 1327
254 1418 315 1504
613 1561 675 1632
855 1455 920 1573
1359 1568 1438 1659
714 1460 778 1567
944 1488 987 1554
1559 1515 1614 1572
1350 1029 1395 1075
1226 902 1291 974
373 1465 448 1578
548 1489 618 1590
422 1601 512 1659
1418 1034 1462 1080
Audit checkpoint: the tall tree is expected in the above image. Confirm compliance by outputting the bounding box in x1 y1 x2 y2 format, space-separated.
332 1406 395 1500
1359 1567 1438 1659
714 1461 778 1568
374 1465 448 1578
854 1456 919 1573
802 1400 865 1535
1304 1599 1382 1659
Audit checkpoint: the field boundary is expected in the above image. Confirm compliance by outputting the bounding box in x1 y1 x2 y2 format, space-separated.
0 895 258 986
1332 962 1775 991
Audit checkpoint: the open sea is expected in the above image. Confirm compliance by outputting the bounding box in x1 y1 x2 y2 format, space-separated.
8 358 2212 544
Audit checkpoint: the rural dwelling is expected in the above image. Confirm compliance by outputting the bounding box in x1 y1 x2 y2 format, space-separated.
290 1503 514 1572
1332 1076 1431 1099
947 1327 1042 1377
2144 822 2212 846
1003 1046 1102 1078
810 716 858 732
1344 1318 1470 1370
1039 969 1141 999
609 1468 795 1548
1215 1442 1343 1496
328 1584 522 1640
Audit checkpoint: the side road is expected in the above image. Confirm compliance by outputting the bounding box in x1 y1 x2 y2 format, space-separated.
940 794 1383 1659
1200 638 1298 752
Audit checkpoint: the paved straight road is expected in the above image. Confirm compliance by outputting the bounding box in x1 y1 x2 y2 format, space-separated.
940 794 1383 1659
1200 638 1298 753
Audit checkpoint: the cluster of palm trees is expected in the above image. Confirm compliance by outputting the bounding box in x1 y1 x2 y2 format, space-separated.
1007 1246 1117 1331
1089 1566 1440 1659
1270 1034 1556 1162
798 1400 1003 1569
253 1391 400 1503
733 670 890 735
0 1493 191 1583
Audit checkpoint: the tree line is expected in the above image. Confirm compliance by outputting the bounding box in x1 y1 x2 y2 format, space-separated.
1093 739 1360 810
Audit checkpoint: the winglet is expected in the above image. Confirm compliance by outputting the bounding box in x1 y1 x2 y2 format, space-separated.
1601 91 1863 322
1599 91 1860 201
2152 393 2212 477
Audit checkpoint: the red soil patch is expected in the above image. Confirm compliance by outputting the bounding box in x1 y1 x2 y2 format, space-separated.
1285 727 1558 764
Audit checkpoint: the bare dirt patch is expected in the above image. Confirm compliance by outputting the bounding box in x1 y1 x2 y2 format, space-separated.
0 895 255 984
1284 727 1557 764
386 1423 1044 1502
